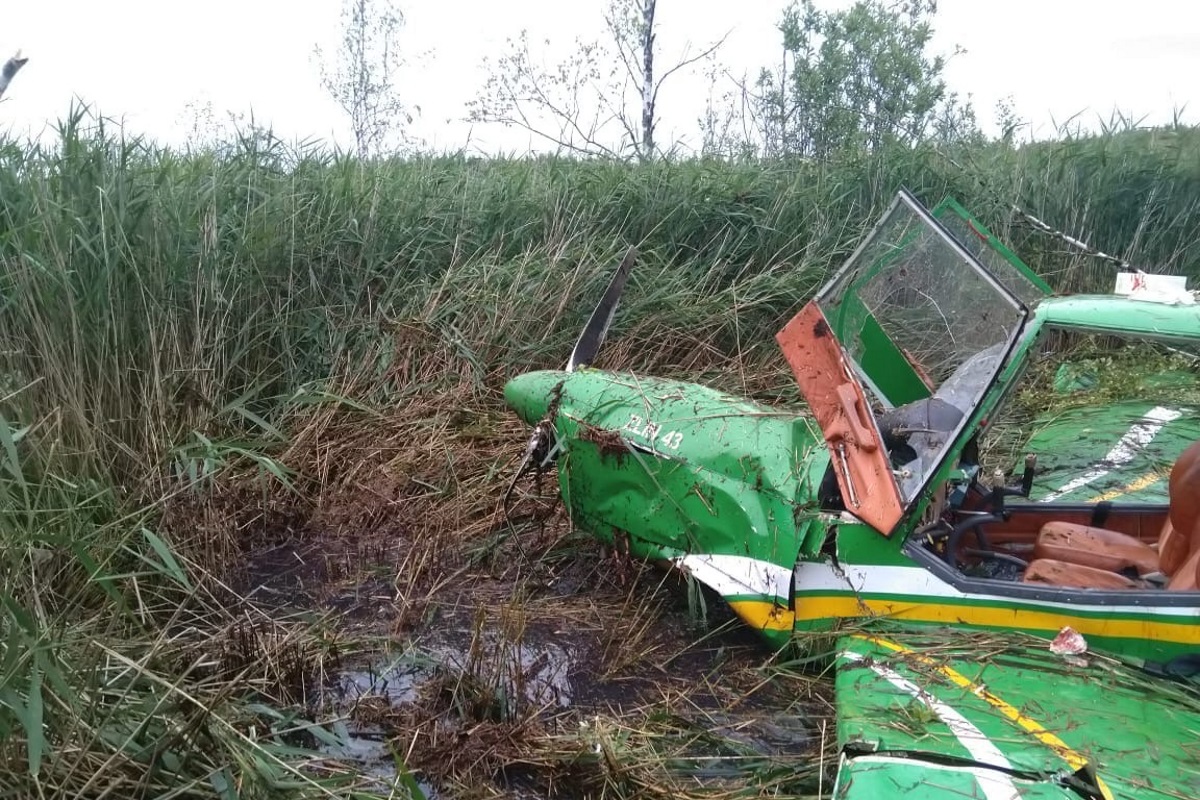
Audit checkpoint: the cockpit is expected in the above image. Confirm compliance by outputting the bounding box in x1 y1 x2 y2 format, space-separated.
780 188 1200 595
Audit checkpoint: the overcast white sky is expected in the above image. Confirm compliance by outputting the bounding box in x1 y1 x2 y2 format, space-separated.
0 0 1196 154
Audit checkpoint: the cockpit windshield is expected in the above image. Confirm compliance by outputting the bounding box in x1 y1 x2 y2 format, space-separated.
932 198 1050 308
817 190 1028 501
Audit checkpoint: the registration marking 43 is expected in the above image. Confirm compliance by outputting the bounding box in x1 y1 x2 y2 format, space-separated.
623 413 684 450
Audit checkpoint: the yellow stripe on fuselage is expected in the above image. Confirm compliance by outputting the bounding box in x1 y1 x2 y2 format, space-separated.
798 595 1200 644
855 633 1114 800
728 599 795 632
731 595 1200 645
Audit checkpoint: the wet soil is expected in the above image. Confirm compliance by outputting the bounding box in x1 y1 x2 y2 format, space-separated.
228 501 829 798
190 395 831 799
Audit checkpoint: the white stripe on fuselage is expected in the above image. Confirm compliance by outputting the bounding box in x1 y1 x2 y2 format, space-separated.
676 554 1200 623
795 560 1200 618
671 553 792 604
839 652 1022 800
1038 406 1182 502
676 553 1200 619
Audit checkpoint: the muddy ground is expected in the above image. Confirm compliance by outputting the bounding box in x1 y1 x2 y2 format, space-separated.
187 395 833 799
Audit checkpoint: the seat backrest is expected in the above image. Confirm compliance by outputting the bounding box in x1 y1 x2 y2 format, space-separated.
1170 441 1200 535
1163 441 1200 588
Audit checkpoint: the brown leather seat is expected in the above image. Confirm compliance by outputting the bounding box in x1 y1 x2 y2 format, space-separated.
1162 440 1200 590
1032 522 1159 576
1022 440 1200 590
1023 558 1141 590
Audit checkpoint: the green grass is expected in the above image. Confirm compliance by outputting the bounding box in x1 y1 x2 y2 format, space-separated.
3 101 1200 796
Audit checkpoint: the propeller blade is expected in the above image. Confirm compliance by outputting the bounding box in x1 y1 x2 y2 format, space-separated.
502 421 554 513
566 246 637 372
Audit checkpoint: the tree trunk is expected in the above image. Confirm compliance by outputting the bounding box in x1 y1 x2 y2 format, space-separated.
640 0 656 160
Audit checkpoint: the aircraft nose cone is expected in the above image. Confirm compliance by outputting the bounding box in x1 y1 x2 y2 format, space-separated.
503 370 567 425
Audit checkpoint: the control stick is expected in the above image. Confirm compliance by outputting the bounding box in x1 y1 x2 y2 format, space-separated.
1020 453 1037 497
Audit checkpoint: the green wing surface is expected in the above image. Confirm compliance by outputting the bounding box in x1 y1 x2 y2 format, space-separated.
1018 401 1200 504
833 626 1200 800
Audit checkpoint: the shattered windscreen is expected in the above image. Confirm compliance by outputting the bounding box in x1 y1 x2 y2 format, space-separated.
818 191 1028 501
933 199 1050 308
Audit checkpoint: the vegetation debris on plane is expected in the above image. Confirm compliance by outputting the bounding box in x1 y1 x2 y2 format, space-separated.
502 188 1200 799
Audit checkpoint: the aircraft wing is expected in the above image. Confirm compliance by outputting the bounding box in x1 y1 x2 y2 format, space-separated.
1018 401 1200 505
831 624 1200 800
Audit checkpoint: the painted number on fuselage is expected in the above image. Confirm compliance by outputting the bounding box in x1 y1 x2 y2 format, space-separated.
623 414 684 450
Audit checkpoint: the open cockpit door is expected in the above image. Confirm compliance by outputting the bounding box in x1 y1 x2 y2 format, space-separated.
778 302 906 534
778 190 1030 535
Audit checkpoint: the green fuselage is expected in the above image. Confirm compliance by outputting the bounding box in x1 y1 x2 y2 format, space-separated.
505 368 831 570
504 291 1200 663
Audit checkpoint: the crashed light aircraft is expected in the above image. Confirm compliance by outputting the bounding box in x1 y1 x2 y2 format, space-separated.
503 189 1200 799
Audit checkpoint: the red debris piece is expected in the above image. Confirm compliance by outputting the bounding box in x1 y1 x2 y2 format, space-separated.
1050 626 1088 656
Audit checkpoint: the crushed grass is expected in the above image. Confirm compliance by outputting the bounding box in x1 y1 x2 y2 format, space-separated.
205 379 836 798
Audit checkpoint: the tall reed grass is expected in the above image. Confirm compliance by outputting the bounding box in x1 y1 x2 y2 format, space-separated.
2 102 1199 796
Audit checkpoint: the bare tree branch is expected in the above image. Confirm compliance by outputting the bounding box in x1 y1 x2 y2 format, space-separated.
604 5 644 89
651 33 730 113
479 42 624 159
469 0 727 161
314 0 414 158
